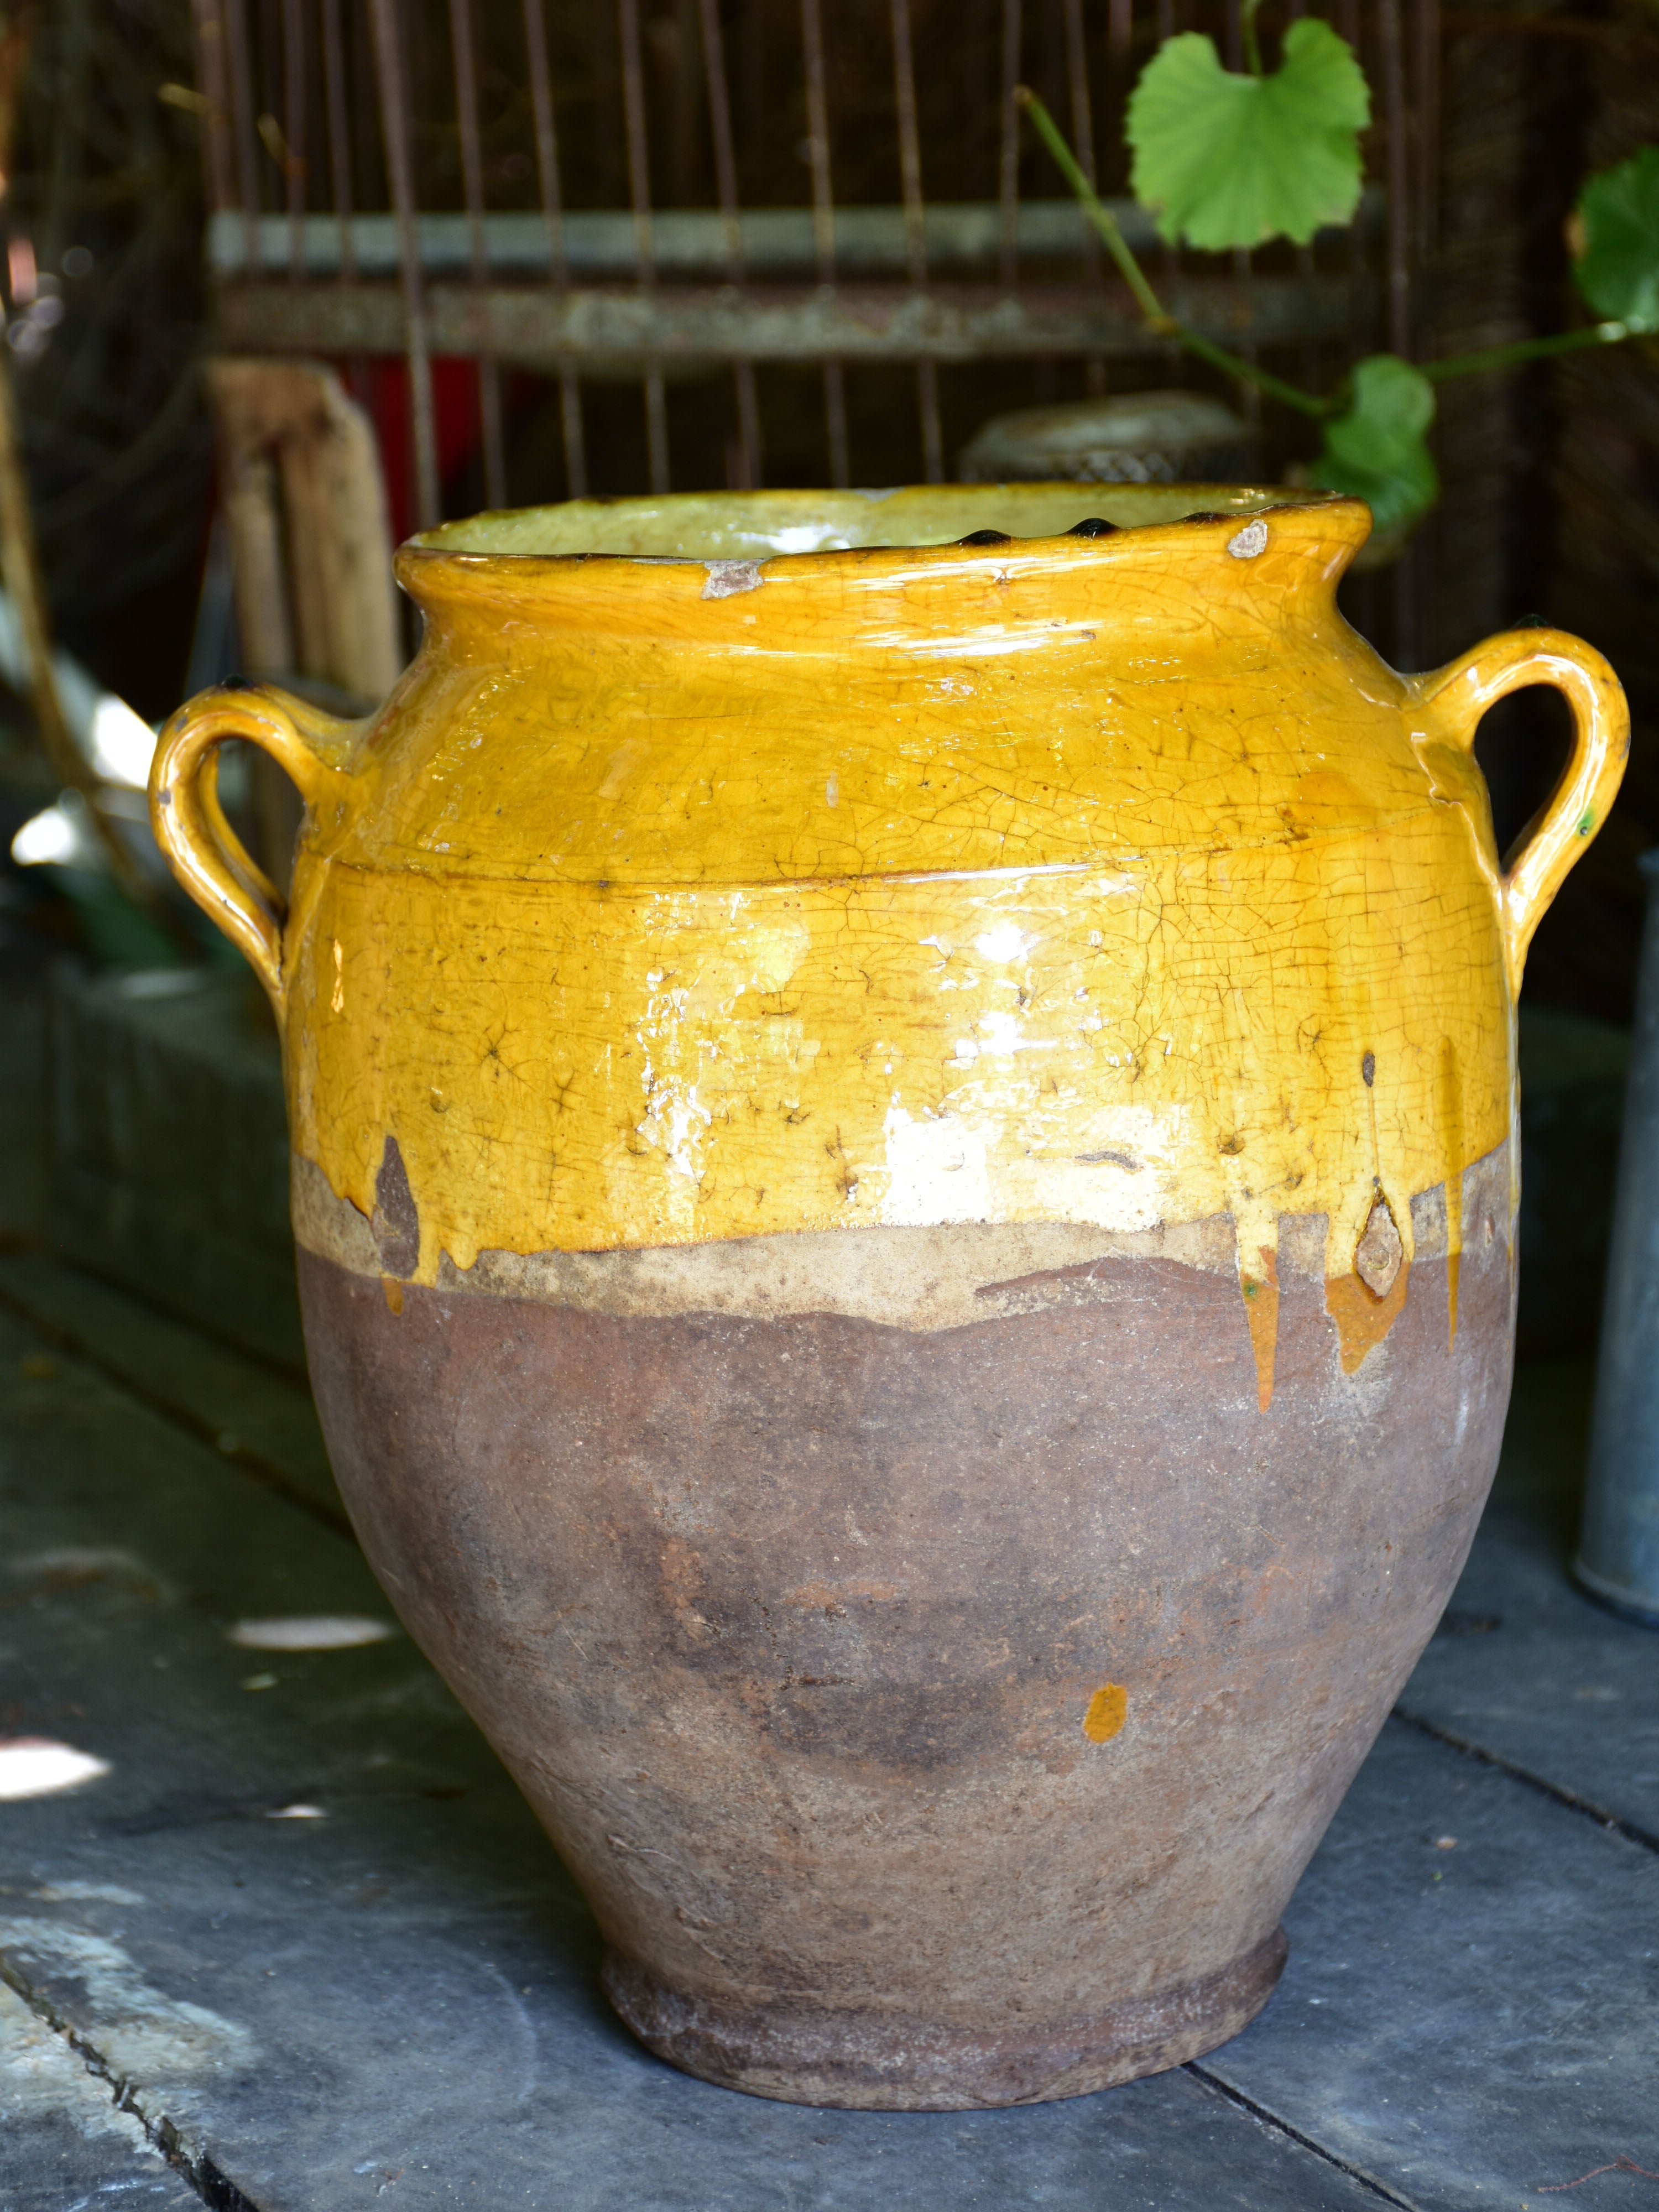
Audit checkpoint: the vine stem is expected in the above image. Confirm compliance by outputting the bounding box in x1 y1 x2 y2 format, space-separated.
1015 87 1334 418
1241 0 1265 77
1421 319 1634 382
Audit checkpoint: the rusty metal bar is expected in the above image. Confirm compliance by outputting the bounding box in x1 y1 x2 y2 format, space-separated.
367 0 440 528
799 0 847 484
890 0 926 290
1412 0 1439 264
1061 0 1099 274
450 0 507 505
890 0 942 482
1335 0 1364 275
189 0 237 216
212 195 1355 279
800 0 836 285
698 0 743 280
1061 0 1103 391
1377 0 1412 357
1108 0 1131 65
319 0 356 278
618 0 670 493
1154 0 1180 289
521 0 587 498
999 0 1022 289
223 0 263 270
217 268 1377 364
1375 0 1417 661
698 0 762 488
281 0 307 281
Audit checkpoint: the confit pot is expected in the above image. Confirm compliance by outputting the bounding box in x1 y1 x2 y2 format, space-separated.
151 485 1628 2111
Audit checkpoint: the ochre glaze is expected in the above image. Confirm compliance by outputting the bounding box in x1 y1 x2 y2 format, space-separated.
1083 1683 1129 1743
1241 1242 1280 1411
150 484 1626 1347
1326 1257 1413 1374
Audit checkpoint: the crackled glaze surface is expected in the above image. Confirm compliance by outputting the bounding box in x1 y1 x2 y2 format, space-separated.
149 484 1627 2108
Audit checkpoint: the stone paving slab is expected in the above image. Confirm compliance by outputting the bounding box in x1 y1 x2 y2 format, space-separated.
2 1273 1656 2210
0 1254 342 1530
1399 1361 1659 1842
0 1979 200 2212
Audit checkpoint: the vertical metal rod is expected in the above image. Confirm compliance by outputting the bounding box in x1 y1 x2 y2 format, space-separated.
281 0 307 281
800 0 847 486
998 0 1022 290
1335 0 1364 275
1412 0 1439 266
822 362 850 489
1108 0 1132 69
1377 0 1412 359
367 0 440 529
1061 0 1098 270
1225 0 1258 403
1062 0 1104 391
523 0 586 496
800 0 834 285
189 0 237 216
1376 0 1417 664
616 0 656 285
618 0 670 494
320 0 357 276
890 0 942 482
450 0 507 507
1154 0 1180 293
698 0 762 488
697 0 743 277
223 0 263 270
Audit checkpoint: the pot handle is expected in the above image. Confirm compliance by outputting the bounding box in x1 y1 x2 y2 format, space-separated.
149 681 359 1010
1410 628 1629 995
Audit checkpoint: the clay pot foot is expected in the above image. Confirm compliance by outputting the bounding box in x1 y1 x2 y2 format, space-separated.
601 1926 1288 2110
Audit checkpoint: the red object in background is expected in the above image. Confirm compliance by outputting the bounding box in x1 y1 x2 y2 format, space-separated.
348 358 486 543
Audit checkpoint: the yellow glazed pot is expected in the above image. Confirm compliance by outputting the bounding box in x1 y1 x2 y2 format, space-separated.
152 486 1626 2110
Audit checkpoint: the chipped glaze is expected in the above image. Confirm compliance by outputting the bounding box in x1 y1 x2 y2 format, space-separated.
150 484 1626 1405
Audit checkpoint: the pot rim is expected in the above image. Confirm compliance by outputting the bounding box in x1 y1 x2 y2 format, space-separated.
399 482 1365 582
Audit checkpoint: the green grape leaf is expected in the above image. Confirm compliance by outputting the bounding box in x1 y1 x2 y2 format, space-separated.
1574 146 1659 333
1307 354 1439 538
1127 19 1370 252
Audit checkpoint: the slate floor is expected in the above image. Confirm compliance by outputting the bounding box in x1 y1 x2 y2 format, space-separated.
1 1253 1656 2212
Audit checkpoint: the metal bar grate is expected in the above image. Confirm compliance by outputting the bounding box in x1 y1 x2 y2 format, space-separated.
191 0 1425 519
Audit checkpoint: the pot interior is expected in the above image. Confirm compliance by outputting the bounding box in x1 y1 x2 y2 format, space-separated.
414 483 1318 562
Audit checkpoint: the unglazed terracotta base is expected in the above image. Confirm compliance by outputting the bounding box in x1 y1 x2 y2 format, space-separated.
297 1145 1514 2110
600 1927 1290 2110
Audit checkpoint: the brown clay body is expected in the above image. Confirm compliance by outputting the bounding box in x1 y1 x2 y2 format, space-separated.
299 1150 1511 2109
